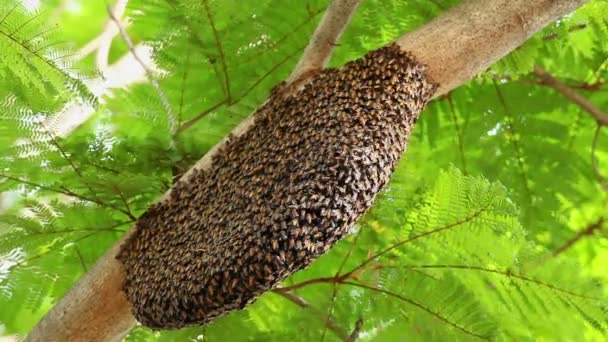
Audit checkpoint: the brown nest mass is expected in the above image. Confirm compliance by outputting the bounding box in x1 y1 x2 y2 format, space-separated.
117 44 436 328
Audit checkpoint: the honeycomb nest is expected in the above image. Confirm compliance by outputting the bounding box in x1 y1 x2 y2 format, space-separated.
117 44 436 328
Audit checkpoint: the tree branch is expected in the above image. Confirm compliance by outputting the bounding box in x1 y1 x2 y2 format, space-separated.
272 290 350 340
26 1 587 341
533 66 608 126
287 0 362 84
553 218 606 256
397 0 588 97
95 0 129 72
345 318 363 342
405 264 600 300
202 0 231 103
340 281 488 340
591 125 608 191
106 4 178 137
0 173 136 220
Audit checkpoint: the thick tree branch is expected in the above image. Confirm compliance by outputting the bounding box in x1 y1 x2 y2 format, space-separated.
397 0 588 97
533 66 608 126
26 1 587 341
287 0 362 84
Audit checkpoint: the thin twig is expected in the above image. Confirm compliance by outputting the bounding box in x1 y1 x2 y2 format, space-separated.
235 44 306 102
494 82 532 200
275 275 339 293
321 230 363 341
177 49 192 124
446 94 467 174
277 205 492 294
178 0 360 133
32 124 131 216
542 23 587 41
428 0 446 10
8 10 44 37
340 202 492 280
533 66 608 126
0 173 135 219
106 3 177 137
287 0 362 84
202 0 231 103
345 319 363 342
178 44 304 133
339 281 488 340
0 3 19 26
96 0 129 71
75 246 88 272
112 185 136 219
25 225 130 238
493 74 604 92
272 290 349 340
241 7 324 64
178 99 229 133
591 125 608 192
404 264 600 300
5 232 102 273
554 218 606 257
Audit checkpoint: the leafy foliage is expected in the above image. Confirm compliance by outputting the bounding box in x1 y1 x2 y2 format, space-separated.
1 0 607 341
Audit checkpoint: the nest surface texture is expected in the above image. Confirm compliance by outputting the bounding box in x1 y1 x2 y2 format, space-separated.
118 44 436 328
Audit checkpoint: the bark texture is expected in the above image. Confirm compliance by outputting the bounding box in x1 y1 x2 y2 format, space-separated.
26 0 588 340
397 0 588 97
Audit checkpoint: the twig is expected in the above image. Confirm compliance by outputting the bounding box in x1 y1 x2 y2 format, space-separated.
428 0 446 10
32 124 132 216
0 173 135 220
275 275 339 293
533 66 608 126
493 73 604 92
321 230 363 341
340 281 488 340
178 99 229 133
75 246 88 272
106 3 178 137
542 23 587 41
404 264 600 300
494 82 533 200
287 0 362 84
234 44 306 102
277 205 492 294
345 319 363 342
5 232 102 273
554 218 606 256
178 43 304 133
178 0 360 133
112 185 136 219
272 290 349 340
0 3 19 26
95 0 129 71
241 7 324 64
591 125 608 191
202 0 231 103
446 94 467 174
340 202 492 280
25 224 130 238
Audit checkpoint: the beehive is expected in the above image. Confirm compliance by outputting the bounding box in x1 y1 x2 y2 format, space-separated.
117 44 436 328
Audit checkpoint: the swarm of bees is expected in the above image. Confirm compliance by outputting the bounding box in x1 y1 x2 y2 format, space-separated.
117 43 437 328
